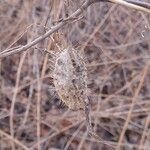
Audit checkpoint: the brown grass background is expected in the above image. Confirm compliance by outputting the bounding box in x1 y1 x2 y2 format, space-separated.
0 0 150 150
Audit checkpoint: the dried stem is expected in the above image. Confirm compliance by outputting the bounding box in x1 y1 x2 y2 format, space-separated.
0 0 149 58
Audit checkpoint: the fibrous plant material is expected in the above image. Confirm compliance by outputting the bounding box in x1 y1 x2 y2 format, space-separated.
53 48 88 110
53 47 92 131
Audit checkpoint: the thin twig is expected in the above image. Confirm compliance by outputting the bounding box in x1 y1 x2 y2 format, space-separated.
10 52 27 150
0 0 92 58
0 129 29 150
139 113 150 150
116 65 149 150
0 0 149 58
109 0 150 13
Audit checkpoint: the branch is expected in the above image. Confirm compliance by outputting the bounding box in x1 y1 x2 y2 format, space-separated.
0 0 149 58
0 0 92 58
109 0 150 12
91 0 150 12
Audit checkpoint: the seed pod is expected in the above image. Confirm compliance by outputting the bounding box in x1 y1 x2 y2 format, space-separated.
53 48 87 110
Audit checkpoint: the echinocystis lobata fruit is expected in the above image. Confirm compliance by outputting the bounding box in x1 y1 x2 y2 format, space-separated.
53 48 88 110
53 48 104 140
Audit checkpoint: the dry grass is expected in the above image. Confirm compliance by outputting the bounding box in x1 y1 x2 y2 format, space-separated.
0 0 150 150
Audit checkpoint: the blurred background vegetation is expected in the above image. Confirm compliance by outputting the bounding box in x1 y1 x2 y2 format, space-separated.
0 0 150 149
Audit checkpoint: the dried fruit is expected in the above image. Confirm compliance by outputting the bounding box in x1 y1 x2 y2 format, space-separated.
53 48 87 110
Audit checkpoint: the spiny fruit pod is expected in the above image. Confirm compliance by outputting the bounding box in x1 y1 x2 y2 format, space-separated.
53 48 88 110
